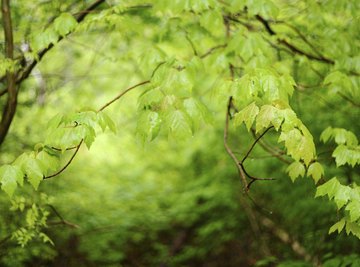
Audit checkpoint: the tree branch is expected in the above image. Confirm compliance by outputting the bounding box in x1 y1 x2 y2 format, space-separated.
0 0 108 147
242 126 274 163
0 234 11 247
224 97 249 191
255 15 334 64
44 140 83 179
97 80 150 112
16 0 107 84
47 204 80 228
44 62 160 180
250 128 290 164
199 44 227 59
224 98 276 191
0 0 18 147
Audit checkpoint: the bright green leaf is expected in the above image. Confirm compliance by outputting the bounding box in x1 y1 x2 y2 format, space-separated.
234 102 259 131
286 161 305 182
307 162 324 184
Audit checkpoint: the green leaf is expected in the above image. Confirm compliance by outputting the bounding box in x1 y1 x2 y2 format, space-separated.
98 112 117 133
39 233 54 246
23 158 44 190
345 201 360 222
329 218 346 234
307 162 324 184
15 154 44 190
332 145 349 167
136 111 162 142
345 221 360 238
36 150 60 174
31 28 58 51
279 128 315 166
320 126 333 143
286 161 305 182
256 105 280 132
234 102 259 131
315 177 340 199
324 71 353 95
183 98 212 130
0 165 24 197
199 9 224 36
165 109 193 140
334 185 351 209
54 13 78 36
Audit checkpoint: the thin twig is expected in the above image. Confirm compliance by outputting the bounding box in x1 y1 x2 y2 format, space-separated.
47 204 80 228
281 22 324 58
255 15 334 64
44 63 160 179
185 32 198 56
51 145 79 151
337 92 360 107
224 97 249 191
242 126 274 163
0 234 11 247
97 80 150 112
200 44 227 58
250 129 291 164
44 140 83 179
0 88 7 97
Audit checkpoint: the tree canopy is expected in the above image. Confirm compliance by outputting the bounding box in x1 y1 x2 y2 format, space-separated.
0 0 359 266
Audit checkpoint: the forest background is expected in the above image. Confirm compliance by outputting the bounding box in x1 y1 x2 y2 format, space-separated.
0 0 359 266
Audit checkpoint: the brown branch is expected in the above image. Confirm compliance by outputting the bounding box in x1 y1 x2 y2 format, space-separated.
0 87 7 97
281 22 324 59
260 216 319 265
0 234 11 247
0 0 18 147
44 140 83 179
224 97 249 191
42 57 161 180
47 204 80 228
337 92 360 107
97 80 150 112
224 98 276 190
185 33 198 56
278 39 334 64
242 126 274 163
250 129 291 164
16 0 107 84
255 15 334 64
199 44 227 59
51 145 79 151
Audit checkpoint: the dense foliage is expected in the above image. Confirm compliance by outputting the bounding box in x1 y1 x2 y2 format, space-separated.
0 0 359 266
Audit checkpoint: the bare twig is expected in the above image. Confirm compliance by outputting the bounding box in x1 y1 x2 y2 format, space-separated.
44 140 83 179
242 126 274 163
250 129 291 164
255 15 334 64
280 22 324 58
185 33 198 56
224 97 249 190
0 234 11 247
199 44 227 59
224 98 276 190
0 88 7 97
97 80 150 112
47 204 80 228
260 216 319 265
337 92 360 107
